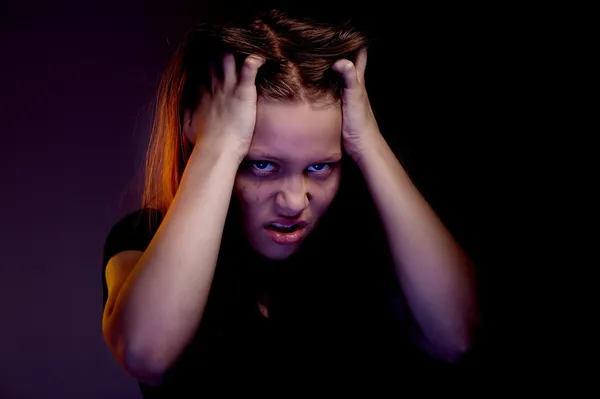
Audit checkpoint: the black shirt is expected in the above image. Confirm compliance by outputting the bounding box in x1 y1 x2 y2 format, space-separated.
102 182 432 396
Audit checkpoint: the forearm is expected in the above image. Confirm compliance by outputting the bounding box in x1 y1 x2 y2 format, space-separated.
112 143 242 373
356 134 478 360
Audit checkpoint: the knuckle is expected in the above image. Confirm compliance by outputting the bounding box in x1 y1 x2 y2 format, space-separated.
244 55 264 70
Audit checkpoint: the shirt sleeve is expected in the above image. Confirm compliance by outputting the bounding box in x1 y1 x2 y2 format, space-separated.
101 208 164 308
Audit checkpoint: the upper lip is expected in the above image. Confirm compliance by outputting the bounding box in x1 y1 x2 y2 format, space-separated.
266 219 308 228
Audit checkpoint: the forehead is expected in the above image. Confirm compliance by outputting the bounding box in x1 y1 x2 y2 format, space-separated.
251 100 342 159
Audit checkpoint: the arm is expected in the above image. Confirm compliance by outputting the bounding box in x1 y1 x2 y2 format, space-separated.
332 50 478 363
102 53 263 381
102 144 241 379
356 134 479 362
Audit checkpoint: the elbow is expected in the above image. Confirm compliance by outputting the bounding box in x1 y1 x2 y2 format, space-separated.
418 327 476 364
122 345 167 386
434 338 472 364
429 306 481 364
103 318 167 385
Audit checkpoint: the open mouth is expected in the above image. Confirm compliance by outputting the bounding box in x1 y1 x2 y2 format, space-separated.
264 221 309 245
267 223 302 233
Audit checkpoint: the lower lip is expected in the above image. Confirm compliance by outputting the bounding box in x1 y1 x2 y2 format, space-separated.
265 226 307 245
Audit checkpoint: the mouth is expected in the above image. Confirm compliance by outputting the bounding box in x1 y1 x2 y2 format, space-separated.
264 220 309 245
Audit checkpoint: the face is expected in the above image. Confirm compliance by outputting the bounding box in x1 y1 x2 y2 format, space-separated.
233 100 343 260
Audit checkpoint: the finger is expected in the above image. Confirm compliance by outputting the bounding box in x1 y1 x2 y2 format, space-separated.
222 52 237 89
208 61 218 93
355 48 367 86
332 59 360 90
238 55 265 89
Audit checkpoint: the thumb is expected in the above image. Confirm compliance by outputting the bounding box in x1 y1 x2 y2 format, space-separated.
332 59 361 91
238 55 266 89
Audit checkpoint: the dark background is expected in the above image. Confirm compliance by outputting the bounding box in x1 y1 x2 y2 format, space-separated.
1 1 543 397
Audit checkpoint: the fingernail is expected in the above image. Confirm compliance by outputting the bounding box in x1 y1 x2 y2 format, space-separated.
248 55 265 65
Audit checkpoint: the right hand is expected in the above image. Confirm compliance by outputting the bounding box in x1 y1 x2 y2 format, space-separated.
184 53 265 160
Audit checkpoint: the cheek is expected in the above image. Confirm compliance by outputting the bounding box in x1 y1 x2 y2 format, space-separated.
234 177 269 212
311 174 341 210
326 169 342 196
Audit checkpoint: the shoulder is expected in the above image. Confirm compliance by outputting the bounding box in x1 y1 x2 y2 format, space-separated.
102 208 164 268
101 208 164 308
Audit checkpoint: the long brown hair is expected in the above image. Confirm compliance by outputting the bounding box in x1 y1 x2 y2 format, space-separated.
142 9 368 216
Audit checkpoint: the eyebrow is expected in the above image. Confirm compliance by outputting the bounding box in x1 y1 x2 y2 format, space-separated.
247 150 343 164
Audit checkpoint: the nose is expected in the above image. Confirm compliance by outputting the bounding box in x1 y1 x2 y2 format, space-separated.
274 176 309 216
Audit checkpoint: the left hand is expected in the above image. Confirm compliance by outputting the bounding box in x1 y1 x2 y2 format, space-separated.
332 49 382 162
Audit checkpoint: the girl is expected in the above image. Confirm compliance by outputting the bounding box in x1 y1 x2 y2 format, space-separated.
101 9 478 396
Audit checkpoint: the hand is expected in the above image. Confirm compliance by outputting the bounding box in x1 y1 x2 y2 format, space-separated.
332 49 382 163
184 53 265 160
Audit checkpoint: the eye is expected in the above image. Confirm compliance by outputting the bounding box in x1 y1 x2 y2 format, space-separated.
250 161 275 171
246 161 278 176
307 163 331 173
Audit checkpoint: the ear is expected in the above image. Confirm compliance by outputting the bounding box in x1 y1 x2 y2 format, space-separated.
182 108 195 144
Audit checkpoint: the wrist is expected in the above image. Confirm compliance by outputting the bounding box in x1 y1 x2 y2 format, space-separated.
190 137 248 167
351 131 386 169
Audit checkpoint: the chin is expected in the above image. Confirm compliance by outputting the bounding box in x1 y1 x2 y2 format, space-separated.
255 242 299 261
249 233 301 260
